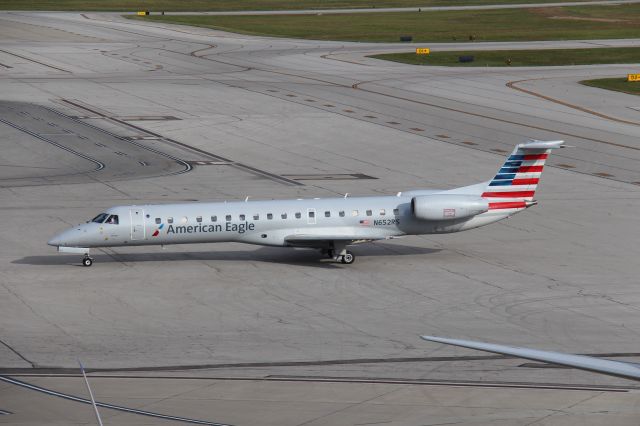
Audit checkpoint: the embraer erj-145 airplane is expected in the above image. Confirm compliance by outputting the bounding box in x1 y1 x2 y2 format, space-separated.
48 140 564 266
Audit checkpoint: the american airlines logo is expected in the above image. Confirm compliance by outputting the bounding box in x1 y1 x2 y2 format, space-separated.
152 223 164 237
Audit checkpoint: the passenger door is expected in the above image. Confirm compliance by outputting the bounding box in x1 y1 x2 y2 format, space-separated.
129 208 146 240
307 208 316 225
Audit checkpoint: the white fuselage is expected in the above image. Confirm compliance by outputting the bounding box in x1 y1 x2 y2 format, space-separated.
48 190 509 251
47 139 563 265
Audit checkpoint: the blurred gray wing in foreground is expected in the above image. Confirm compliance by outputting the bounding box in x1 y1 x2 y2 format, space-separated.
421 335 640 381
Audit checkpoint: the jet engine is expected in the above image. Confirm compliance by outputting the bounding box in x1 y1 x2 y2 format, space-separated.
412 194 489 221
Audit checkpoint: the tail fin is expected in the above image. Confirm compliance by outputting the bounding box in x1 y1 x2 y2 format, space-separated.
482 140 564 211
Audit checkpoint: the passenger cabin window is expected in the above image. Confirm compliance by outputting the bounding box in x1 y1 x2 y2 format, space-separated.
253 214 259 220
393 208 400 215
226 215 232 222
106 215 119 225
167 217 173 224
380 209 386 216
295 212 301 219
339 211 345 217
366 210 372 216
239 214 245 221
308 211 315 218
91 213 109 223
155 218 161 224
267 213 273 220
211 215 217 222
196 216 202 223
281 213 287 219
352 210 358 216
325 211 330 217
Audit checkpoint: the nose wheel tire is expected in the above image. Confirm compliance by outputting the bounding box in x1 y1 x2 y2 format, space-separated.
340 251 355 264
82 256 93 267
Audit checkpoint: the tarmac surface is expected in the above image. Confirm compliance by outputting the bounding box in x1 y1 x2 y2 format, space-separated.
1 10 640 425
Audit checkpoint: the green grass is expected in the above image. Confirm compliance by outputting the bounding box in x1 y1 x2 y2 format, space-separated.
371 47 640 67
0 0 598 12
581 77 640 96
130 4 640 42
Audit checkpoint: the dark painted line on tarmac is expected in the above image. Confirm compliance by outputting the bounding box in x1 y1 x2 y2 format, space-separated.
0 117 105 172
353 82 640 153
0 49 70 73
46 102 192 177
507 78 640 128
0 375 230 425
61 99 303 186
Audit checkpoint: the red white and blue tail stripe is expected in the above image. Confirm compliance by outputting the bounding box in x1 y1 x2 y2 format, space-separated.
482 140 564 211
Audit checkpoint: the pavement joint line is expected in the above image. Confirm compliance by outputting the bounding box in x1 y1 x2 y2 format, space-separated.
0 338 35 369
1 374 635 392
506 78 640 127
0 375 230 425
3 351 640 374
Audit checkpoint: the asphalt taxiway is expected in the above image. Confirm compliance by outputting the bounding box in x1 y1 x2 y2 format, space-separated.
1 11 640 425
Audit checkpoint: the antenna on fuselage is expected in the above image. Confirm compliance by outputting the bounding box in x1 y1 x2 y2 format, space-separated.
344 193 349 198
245 196 250 202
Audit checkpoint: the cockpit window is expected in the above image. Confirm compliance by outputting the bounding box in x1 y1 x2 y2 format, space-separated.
91 213 109 223
105 215 119 225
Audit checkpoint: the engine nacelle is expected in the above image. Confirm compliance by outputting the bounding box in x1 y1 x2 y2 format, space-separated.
412 195 489 221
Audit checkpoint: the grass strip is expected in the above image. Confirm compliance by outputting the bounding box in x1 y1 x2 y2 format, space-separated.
130 4 640 42
371 47 640 67
581 77 640 96
0 0 597 12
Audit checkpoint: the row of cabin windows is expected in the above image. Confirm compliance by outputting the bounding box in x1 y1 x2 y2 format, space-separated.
155 208 400 225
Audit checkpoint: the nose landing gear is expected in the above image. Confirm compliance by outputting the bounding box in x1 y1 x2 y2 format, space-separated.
82 255 93 267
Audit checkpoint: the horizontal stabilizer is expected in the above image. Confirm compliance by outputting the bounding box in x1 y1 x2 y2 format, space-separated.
518 140 565 150
421 335 640 382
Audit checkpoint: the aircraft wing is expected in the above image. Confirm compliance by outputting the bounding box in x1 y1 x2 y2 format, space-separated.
421 335 640 381
284 234 384 248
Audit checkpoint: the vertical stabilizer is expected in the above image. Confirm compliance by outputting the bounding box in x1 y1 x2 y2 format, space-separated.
482 140 564 212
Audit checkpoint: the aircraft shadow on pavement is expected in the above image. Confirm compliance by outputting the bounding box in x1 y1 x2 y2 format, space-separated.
14 243 441 268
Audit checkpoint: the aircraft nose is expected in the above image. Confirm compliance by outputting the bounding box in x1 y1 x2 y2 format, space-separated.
48 228 77 247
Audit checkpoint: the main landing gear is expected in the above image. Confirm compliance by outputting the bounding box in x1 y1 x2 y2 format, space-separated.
325 247 355 264
82 255 93 267
340 251 355 264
